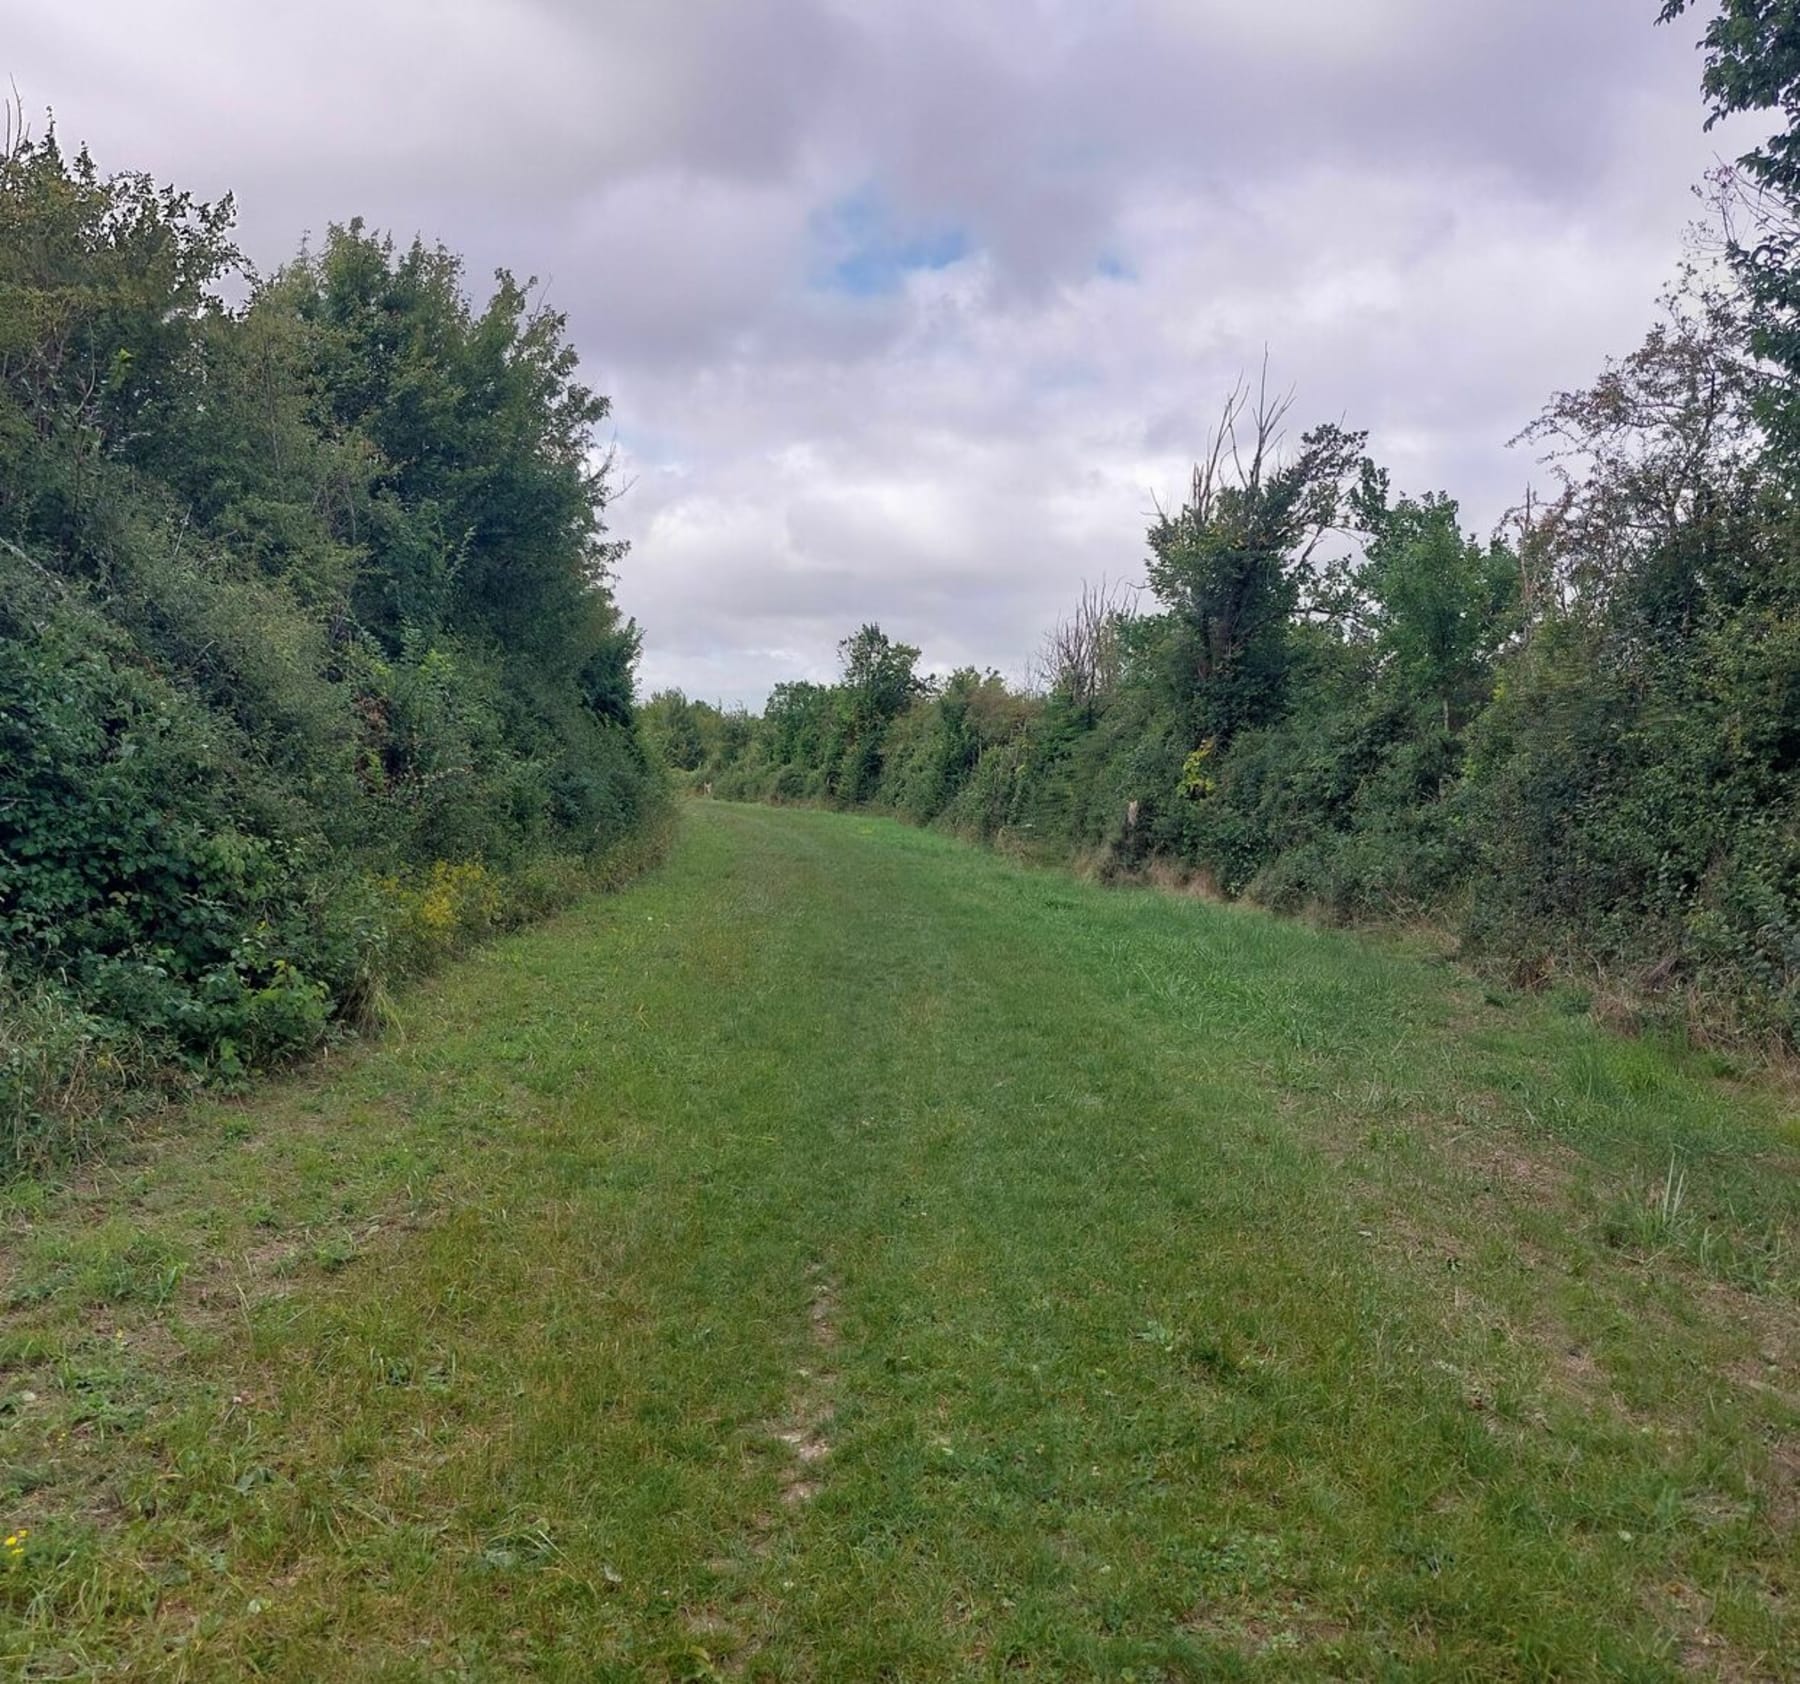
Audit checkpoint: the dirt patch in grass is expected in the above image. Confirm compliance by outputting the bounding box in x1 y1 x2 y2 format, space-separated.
762 1265 842 1510
1650 1581 1786 1684
1700 1277 1800 1364
1447 1126 1581 1202
1183 1598 1353 1661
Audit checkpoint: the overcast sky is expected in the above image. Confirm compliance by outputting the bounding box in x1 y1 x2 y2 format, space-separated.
3 1 1760 705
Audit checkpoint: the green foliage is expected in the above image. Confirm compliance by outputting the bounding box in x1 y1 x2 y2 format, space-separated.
1145 388 1365 743
764 680 839 773
281 220 623 665
831 624 925 801
0 126 661 1169
0 126 239 557
1351 477 1518 730
876 668 1033 823
676 8 1800 1052
0 554 349 1075
1660 1 1800 452
639 689 709 772
704 297 1799 1048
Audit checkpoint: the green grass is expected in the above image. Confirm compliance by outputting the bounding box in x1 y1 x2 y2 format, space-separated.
2 802 1796 1680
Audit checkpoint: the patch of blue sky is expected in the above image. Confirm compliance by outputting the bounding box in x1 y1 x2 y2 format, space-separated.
608 425 687 472
811 184 971 296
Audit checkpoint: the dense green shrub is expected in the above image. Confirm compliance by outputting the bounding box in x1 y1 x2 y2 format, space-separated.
660 303 1800 1051
0 130 662 1169
679 11 1800 1052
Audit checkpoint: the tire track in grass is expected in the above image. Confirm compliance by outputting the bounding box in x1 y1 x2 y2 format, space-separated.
770 1263 840 1508
683 1262 844 1672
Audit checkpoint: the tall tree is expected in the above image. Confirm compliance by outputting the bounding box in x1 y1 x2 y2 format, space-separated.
1145 379 1364 742
1660 0 1800 452
1035 578 1133 721
283 220 619 667
832 624 924 802
1513 298 1771 635
837 623 925 731
0 121 238 556
1350 480 1517 733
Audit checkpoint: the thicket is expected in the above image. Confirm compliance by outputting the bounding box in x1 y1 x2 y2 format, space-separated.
0 122 661 1169
650 3 1800 1051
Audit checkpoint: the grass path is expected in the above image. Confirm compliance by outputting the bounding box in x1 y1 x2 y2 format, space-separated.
2 803 1797 1680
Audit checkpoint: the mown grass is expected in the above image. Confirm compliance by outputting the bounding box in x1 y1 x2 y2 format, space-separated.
1 802 1795 1680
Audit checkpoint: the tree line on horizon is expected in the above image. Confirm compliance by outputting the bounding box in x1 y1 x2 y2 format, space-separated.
644 1 1800 1053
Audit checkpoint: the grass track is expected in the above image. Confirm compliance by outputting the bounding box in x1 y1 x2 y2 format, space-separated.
2 802 1797 1680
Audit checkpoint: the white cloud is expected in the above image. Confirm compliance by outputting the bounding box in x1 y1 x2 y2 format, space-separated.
2 0 1767 705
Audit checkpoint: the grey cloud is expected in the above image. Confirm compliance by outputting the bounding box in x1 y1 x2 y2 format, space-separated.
1 0 1757 705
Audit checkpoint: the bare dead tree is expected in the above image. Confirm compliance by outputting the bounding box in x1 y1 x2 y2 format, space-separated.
1173 356 1299 533
1033 575 1138 715
3 82 28 166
